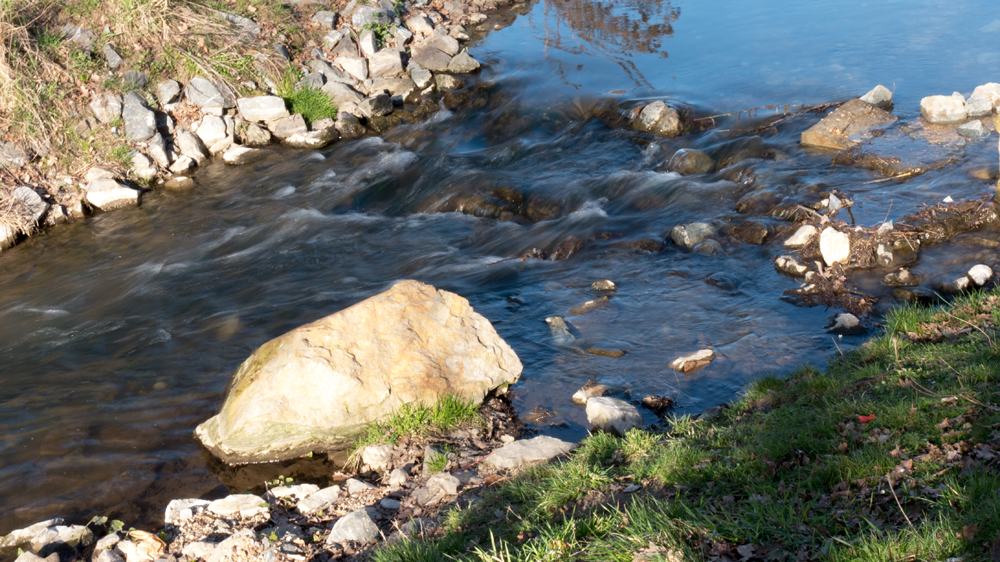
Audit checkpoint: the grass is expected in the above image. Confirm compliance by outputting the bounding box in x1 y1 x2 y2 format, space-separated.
277 68 338 125
372 288 1000 562
353 394 482 452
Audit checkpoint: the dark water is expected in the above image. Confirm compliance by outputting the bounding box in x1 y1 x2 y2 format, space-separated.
3 0 1000 534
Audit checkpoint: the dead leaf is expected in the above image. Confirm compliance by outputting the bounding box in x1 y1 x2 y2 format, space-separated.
118 531 166 562
961 524 978 541
737 544 756 560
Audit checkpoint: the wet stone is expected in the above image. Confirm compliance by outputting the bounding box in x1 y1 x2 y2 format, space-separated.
571 380 608 405
920 92 966 123
448 50 481 73
892 286 939 304
666 148 713 175
436 74 464 91
826 313 864 335
670 222 715 248
591 279 616 291
775 255 809 277
800 99 897 150
358 94 393 118
633 101 682 136
726 219 769 244
957 120 988 139
883 268 920 287
670 349 714 373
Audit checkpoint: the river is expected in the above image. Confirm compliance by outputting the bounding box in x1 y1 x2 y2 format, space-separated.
2 0 999 534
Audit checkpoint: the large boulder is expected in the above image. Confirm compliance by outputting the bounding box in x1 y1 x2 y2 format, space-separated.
195 280 522 464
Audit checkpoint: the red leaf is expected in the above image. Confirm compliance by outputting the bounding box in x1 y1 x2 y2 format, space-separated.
858 415 875 423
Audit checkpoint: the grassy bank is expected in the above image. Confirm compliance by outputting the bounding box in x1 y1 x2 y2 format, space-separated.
377 288 1000 561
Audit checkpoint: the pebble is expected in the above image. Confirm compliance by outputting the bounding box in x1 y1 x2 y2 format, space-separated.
590 279 616 291
826 313 864 335
669 349 714 373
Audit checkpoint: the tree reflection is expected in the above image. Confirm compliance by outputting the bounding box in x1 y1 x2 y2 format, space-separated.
544 0 680 56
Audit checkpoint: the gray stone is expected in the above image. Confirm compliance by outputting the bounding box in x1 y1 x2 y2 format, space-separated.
380 498 401 510
958 120 988 139
168 155 196 174
326 508 380 544
368 49 404 78
207 494 269 518
29 524 93 552
819 226 850 265
174 129 209 165
633 101 682 136
447 50 481 73
337 56 369 81
274 42 291 60
859 84 892 108
966 96 993 118
62 24 95 49
410 68 433 89
238 96 290 123
667 148 713 175
185 77 233 109
296 485 341 514
164 498 210 526
801 98 897 150
312 10 338 28
883 269 920 287
387 468 408 486
435 74 463 91
357 94 393 118
308 59 356 85
0 141 27 168
123 70 147 89
410 43 452 71
218 11 262 37
969 264 994 286
12 186 47 226
423 34 459 56
90 93 123 124
344 478 376 495
427 472 460 495
0 519 64 550
86 178 139 210
323 29 347 50
398 518 438 538
322 81 365 105
920 92 967 123
591 280 616 291
268 483 320 501
406 15 435 36
122 92 156 141
146 133 171 168
971 83 1000 109
241 123 272 147
182 541 217 560
205 530 260 562
670 222 715 248
164 176 195 190
774 255 808 277
93 548 124 562
15 552 50 562
450 25 469 40
84 166 114 182
270 114 309 139
826 313 864 335
222 145 266 165
196 115 229 147
359 29 377 57
102 44 123 69
94 532 121 552
586 396 643 436
484 435 577 469
360 444 394 472
336 112 366 139
298 71 326 91
394 26 413 45
352 5 392 27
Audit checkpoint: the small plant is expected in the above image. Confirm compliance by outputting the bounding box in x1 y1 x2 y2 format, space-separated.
426 451 448 473
268 475 295 487
109 144 132 167
283 87 337 125
362 22 393 49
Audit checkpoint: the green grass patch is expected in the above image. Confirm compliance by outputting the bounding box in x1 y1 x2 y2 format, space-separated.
353 394 481 452
373 288 1000 561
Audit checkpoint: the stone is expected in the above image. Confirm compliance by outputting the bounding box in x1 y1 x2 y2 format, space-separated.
312 10 338 28
484 436 576 470
883 269 920 287
357 94 393 118
174 129 209 165
157 80 181 106
669 349 714 373
0 142 27 167
586 396 643 436
73 116 97 137
368 49 405 78
448 50 481 73
62 24 95 49
326 508 380 544
337 56 369 81
410 43 452 71
435 74 464 91
571 381 607 405
322 81 365 106
241 123 272 147
218 11 262 37
544 316 576 346
358 29 377 57
85 166 115 181
308 59 356 85
29 524 93 552
298 71 326 91
12 187 48 226
352 5 392 28
207 494 269 518
94 532 121 552
859 84 893 108
800 99 897 150
633 101 682 137
344 478 376 495
122 92 156 142
296 485 342 514
670 222 715 248
966 96 993 118
783 224 817 248
397 518 439 538
123 70 147 89
406 15 435 36
237 96 290 122
164 176 195 190
360 444 394 472
0 519 64 550
876 243 893 267
826 313 864 335
168 155 196 174
819 227 850 265
958 120 988 139
324 29 347 49
380 498 401 510
336 112 366 139
86 178 139 210
269 114 308 140
269 483 320 500
15 551 49 562
222 145 265 165
774 255 809 277
920 92 967 123
423 34 460 56
410 67 433 89
971 83 1000 108
387 468 408 487
450 25 469 40
204 530 260 562
969 264 993 286
274 42 291 60
182 542 217 560
667 148 713 175
146 133 171 168
164 498 210 526
394 26 414 45
283 127 337 149
0 223 16 249
331 36 360 59
207 135 234 155
944 275 971 295
590 280 616 291
93 548 124 562
196 115 229 148
185 77 233 109
195 280 522 464
102 44 123 69
427 472 460 495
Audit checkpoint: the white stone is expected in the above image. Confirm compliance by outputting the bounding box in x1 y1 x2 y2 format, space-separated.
164 499 210 526
585 396 643 436
427 472 460 495
368 49 405 78
876 221 893 236
222 145 265 165
182 541 217 560
819 227 850 265
168 155 196 174
387 468 408 487
968 264 994 286
85 178 139 210
0 519 64 550
358 29 377 57
296 485 341 514
326 508 380 544
669 349 714 373
859 84 893 108
826 313 863 335
196 115 229 148
131 153 157 180
774 255 809 277
207 494 268 518
971 83 1000 108
571 382 607 405
29 525 93 552
410 67 433 89
174 129 209 164
405 15 434 36
920 92 967 123
269 483 319 500
783 224 817 248
360 444 394 472
876 243 893 267
484 436 577 469
336 56 369 81
283 128 338 149
12 186 48 225
237 96 289 122
670 222 715 248
345 478 376 495
965 96 993 118
85 166 115 182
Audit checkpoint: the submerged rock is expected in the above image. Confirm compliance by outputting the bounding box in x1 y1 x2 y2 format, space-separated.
633 101 682 137
571 380 608 405
195 280 522 464
957 120 988 139
544 316 576 346
666 148 713 175
669 349 714 373
670 222 715 248
800 99 897 150
883 268 920 287
590 280 616 292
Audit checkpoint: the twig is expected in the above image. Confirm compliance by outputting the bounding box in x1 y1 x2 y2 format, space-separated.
945 311 995 348
832 336 844 357
882 199 893 225
886 477 914 529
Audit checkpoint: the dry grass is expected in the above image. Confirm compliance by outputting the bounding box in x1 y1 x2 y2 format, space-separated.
0 184 41 235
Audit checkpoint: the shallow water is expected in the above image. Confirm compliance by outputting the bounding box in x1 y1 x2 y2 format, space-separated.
3 0 1000 534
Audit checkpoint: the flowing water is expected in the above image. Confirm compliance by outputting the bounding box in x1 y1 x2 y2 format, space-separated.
3 0 1000 534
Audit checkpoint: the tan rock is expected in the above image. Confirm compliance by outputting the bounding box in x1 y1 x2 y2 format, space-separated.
195 280 522 464
669 349 714 373
800 99 897 150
